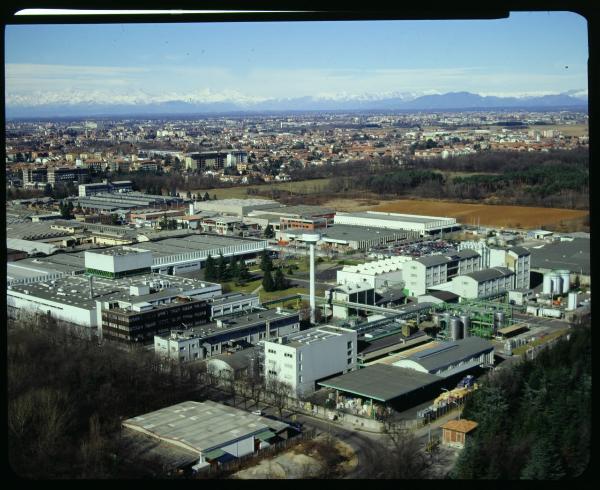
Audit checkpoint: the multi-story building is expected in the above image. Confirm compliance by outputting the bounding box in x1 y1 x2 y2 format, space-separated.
22 167 48 187
263 325 357 398
101 296 211 343
185 150 247 171
208 292 260 319
403 250 480 297
78 180 133 197
47 166 90 187
435 267 515 300
154 308 300 362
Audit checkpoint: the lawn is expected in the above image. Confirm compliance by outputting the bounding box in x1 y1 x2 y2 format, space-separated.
187 177 333 200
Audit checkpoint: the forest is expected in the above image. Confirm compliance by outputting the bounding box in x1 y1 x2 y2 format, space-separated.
450 324 591 479
7 315 206 478
325 148 589 209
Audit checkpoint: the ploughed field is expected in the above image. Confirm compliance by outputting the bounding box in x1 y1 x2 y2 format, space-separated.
326 198 588 231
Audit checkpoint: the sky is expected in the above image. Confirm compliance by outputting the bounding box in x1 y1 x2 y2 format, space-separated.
4 11 589 106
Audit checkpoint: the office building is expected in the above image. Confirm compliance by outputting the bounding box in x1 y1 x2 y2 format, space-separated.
263 325 357 398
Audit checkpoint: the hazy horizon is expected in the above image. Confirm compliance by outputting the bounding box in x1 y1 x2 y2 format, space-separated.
5 11 588 113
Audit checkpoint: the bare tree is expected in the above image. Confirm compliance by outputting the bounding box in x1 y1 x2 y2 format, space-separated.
265 375 293 419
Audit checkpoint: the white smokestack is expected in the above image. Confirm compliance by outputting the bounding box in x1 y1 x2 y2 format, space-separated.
301 233 321 324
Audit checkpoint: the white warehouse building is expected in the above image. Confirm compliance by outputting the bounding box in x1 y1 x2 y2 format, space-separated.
334 211 458 236
336 256 411 289
403 250 481 297
432 267 515 300
264 325 358 398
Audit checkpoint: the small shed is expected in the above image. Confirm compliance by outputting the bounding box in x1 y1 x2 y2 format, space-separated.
441 419 478 448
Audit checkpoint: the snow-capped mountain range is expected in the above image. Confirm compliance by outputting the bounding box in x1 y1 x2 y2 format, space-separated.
5 89 588 118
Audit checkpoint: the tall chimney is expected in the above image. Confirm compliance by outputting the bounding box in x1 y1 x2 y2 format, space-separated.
88 274 94 299
301 233 321 324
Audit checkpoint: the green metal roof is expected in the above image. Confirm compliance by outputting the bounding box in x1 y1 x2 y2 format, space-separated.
255 430 276 441
203 448 226 460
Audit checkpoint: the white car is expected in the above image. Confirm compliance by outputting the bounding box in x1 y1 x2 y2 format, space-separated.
251 410 263 416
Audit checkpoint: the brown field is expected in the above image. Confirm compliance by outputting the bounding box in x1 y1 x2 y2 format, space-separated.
326 198 589 231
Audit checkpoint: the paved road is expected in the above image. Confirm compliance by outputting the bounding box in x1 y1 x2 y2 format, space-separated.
292 412 388 479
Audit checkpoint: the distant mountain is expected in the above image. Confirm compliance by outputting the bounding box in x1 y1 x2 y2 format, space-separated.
5 90 588 118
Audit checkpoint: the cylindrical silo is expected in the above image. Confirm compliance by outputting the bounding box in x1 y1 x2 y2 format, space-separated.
494 311 505 330
432 313 440 328
567 292 579 311
460 314 471 337
557 269 570 293
450 316 462 341
549 270 563 294
443 312 451 327
542 273 552 295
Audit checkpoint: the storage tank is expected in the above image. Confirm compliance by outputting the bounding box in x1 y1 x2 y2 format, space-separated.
443 312 451 329
567 292 579 311
542 273 552 295
450 316 463 341
431 313 441 327
557 269 570 293
549 270 563 294
460 314 471 337
494 311 505 329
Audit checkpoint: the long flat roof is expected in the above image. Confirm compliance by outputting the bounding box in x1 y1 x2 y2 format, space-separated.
529 238 590 275
401 337 494 372
285 224 406 242
337 211 453 224
122 400 289 454
7 273 217 309
318 364 442 402
165 308 299 341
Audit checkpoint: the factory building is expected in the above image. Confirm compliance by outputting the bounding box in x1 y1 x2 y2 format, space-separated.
334 211 458 236
318 364 444 414
336 256 411 289
402 250 481 297
528 237 590 287
279 224 410 251
72 191 184 213
122 401 290 472
7 247 222 331
100 295 211 343
154 308 300 362
208 293 260 319
6 234 269 283
394 337 494 378
206 346 262 381
191 198 279 217
327 282 376 319
78 180 133 197
432 267 515 300
263 325 357 398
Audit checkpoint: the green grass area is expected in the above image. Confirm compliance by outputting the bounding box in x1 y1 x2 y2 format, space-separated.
335 259 363 266
189 177 333 200
259 287 326 304
221 279 262 294
512 328 571 356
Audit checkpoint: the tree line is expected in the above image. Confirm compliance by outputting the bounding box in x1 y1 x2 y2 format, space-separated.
7 314 208 478
450 324 591 479
204 252 251 284
323 149 589 209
